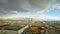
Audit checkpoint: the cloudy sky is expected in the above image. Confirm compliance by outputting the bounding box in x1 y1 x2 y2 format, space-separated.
0 0 60 20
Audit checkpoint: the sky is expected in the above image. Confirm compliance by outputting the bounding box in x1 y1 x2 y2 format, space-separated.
0 0 60 21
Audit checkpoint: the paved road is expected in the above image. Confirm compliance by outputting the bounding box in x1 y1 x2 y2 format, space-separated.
18 25 29 34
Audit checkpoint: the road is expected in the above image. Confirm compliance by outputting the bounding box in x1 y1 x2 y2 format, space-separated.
18 25 29 34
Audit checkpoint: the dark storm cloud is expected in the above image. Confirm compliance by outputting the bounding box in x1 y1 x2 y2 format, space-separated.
0 10 17 16
0 0 18 15
0 0 60 16
18 0 53 12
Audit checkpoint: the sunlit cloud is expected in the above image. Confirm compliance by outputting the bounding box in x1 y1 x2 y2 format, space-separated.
57 6 60 9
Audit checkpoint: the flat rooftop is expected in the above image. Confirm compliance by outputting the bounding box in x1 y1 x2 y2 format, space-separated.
0 24 26 31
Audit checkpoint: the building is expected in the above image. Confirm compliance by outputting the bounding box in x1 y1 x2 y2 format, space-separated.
0 24 28 34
